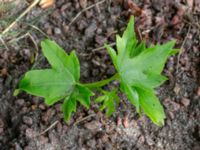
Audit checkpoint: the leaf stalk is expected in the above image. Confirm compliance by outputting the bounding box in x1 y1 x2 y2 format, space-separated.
82 73 119 89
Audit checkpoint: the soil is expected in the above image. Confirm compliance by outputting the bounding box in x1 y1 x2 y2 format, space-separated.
0 0 200 150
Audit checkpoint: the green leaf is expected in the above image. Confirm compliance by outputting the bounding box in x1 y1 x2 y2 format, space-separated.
17 39 92 122
135 87 166 126
105 16 178 125
19 69 75 105
130 41 146 57
76 84 94 109
41 39 80 81
120 81 139 112
104 44 117 69
95 89 120 117
116 16 137 64
62 97 77 121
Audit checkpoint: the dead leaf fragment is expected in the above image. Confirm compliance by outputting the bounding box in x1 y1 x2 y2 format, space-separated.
122 115 129 128
181 98 190 107
39 0 55 9
0 68 8 76
127 0 143 16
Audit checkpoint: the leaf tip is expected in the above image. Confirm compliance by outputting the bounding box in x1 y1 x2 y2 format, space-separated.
13 89 20 96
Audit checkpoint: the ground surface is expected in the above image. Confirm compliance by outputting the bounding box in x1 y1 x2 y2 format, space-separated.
0 0 200 150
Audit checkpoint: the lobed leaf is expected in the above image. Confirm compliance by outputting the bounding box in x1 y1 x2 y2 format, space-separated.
62 97 77 121
18 39 93 122
95 89 120 117
19 69 75 105
41 39 80 81
135 87 166 126
105 16 178 125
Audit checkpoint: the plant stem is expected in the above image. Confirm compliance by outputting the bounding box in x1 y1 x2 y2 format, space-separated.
82 73 119 89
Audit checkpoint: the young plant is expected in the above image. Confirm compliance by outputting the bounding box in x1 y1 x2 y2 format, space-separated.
15 16 178 126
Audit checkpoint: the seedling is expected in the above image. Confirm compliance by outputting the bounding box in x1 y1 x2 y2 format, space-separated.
15 16 178 126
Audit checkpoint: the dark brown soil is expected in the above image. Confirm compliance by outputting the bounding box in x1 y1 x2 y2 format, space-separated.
0 0 200 150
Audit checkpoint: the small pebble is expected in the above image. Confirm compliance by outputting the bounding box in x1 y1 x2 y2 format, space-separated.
85 22 97 38
84 121 101 131
0 128 3 134
122 115 129 128
62 24 69 33
197 87 200 96
16 99 25 106
15 143 23 150
25 128 36 138
54 27 62 35
117 116 122 126
79 0 87 8
181 97 190 107
146 135 155 146
39 104 46 110
0 68 8 76
23 116 33 125
47 27 53 35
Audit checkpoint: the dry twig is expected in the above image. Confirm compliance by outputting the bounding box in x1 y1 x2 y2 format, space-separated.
93 42 116 52
68 0 106 26
36 120 59 137
176 25 191 72
0 0 40 36
74 114 96 126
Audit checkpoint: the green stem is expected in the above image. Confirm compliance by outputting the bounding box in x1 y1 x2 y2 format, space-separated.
82 73 119 89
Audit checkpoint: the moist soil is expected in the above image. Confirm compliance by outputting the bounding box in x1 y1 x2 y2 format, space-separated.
0 0 200 150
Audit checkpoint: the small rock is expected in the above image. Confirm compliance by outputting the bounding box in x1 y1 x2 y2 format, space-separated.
95 35 107 45
16 99 25 106
96 28 102 34
146 135 155 146
62 24 69 33
0 68 8 76
15 143 23 150
54 27 62 35
84 121 101 131
39 104 46 110
171 101 181 111
47 27 53 35
174 84 181 95
85 10 93 18
25 128 36 138
77 20 87 31
181 97 190 107
117 116 122 126
23 49 31 58
122 115 129 128
0 118 4 128
38 136 49 145
31 105 37 110
169 112 175 119
23 116 33 125
60 3 70 12
79 0 87 9
0 128 3 134
138 135 145 144
85 22 97 38
42 109 56 122
197 87 200 96
86 139 96 148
